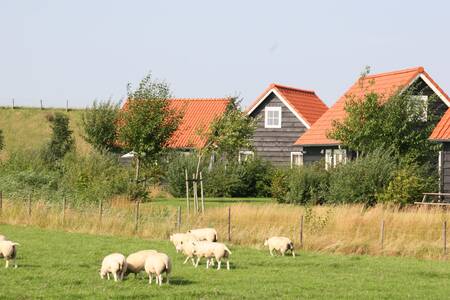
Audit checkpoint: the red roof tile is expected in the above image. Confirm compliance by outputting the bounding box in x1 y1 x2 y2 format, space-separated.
430 108 450 141
122 98 231 149
246 83 328 127
295 67 449 146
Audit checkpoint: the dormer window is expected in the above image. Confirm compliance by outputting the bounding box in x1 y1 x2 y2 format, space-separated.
265 107 282 128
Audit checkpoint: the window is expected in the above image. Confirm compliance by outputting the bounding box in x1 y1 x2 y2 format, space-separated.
265 107 282 128
324 148 347 170
291 152 303 168
411 95 428 121
325 149 333 170
238 150 254 163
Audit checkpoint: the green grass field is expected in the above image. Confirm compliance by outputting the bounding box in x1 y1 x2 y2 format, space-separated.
0 107 91 159
1 224 450 299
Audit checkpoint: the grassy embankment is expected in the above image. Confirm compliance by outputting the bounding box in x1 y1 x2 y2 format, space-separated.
1 224 450 299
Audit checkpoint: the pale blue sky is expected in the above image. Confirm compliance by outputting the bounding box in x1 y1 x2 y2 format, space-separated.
1 0 449 109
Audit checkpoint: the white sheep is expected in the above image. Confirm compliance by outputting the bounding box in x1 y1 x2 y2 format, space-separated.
126 250 158 277
0 240 19 268
169 233 197 250
187 228 218 242
144 252 172 286
193 241 232 270
176 240 197 266
100 253 127 282
264 236 295 257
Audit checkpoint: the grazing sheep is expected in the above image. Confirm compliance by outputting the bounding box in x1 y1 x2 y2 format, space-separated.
176 240 197 266
144 253 171 286
193 241 232 270
169 233 197 250
126 250 158 277
264 236 295 257
187 228 218 242
0 240 19 268
100 253 127 282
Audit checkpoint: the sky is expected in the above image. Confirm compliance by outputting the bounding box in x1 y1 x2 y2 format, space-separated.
1 0 449 109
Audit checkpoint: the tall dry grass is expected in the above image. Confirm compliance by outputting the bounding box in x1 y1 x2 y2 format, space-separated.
1 198 449 260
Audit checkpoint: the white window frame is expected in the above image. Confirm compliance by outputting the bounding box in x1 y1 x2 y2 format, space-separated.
238 150 254 163
333 149 347 167
264 107 282 128
291 152 304 168
325 149 333 170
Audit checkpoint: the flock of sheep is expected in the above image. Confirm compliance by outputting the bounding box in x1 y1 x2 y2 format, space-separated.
0 228 296 287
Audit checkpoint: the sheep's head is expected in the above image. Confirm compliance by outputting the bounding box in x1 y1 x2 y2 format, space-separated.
263 239 268 246
99 269 106 279
169 235 173 241
175 242 183 253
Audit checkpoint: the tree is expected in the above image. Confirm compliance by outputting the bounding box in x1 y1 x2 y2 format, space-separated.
0 129 4 152
195 98 256 175
81 100 120 152
118 73 182 181
41 113 75 163
329 89 440 164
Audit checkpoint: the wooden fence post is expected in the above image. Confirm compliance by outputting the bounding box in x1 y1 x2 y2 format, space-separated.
134 200 140 233
27 193 32 216
185 169 190 215
228 207 231 242
62 195 66 223
443 220 447 255
380 219 385 250
12 98 15 109
193 173 198 213
40 99 43 110
0 191 2 215
177 206 181 232
200 172 204 214
99 198 103 223
300 215 304 248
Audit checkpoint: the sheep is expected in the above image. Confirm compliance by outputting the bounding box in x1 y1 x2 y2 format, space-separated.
125 250 158 277
144 252 172 286
169 233 197 250
175 240 197 266
264 236 295 257
99 253 127 282
192 241 232 270
187 228 218 242
0 240 19 268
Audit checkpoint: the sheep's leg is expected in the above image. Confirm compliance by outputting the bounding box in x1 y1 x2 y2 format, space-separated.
191 257 196 266
217 260 221 270
5 259 9 268
113 272 118 282
148 273 152 284
269 248 274 256
226 259 230 270
206 258 209 269
292 250 296 258
183 256 190 264
159 275 163 286
195 257 200 268
210 258 215 266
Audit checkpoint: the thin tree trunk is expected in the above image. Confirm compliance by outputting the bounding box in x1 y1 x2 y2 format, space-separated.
135 155 140 183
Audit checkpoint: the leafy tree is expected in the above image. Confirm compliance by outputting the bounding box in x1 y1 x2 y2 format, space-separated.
81 100 120 152
0 129 4 152
118 73 182 181
41 113 75 163
329 89 440 164
194 98 256 175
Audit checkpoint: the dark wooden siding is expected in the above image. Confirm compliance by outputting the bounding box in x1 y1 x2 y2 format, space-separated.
442 143 450 194
249 93 305 165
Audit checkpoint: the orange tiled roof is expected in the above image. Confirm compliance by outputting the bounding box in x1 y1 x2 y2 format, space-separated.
123 98 231 149
295 66 450 146
246 83 328 127
430 108 450 141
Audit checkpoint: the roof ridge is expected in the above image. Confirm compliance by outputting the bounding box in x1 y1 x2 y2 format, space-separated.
169 97 231 101
364 66 424 79
271 83 316 94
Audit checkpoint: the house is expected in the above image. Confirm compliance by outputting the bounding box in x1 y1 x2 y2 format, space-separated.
120 98 231 162
246 83 328 166
295 67 450 168
429 108 450 194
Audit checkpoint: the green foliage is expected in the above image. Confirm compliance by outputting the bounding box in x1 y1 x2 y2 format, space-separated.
0 129 4 151
0 150 131 205
205 98 257 160
327 150 396 206
329 89 441 165
271 164 329 205
41 113 75 164
164 153 201 197
118 73 182 164
304 206 332 233
81 100 120 152
378 164 437 206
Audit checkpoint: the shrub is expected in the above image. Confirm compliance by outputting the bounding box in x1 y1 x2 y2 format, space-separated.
271 164 329 204
377 164 437 206
163 153 203 197
327 150 396 206
41 113 75 164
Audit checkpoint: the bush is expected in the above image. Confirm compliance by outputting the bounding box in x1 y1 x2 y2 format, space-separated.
163 153 203 197
271 164 329 204
377 164 437 206
327 150 396 206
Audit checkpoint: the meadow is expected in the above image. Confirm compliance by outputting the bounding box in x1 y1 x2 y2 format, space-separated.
1 224 450 299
